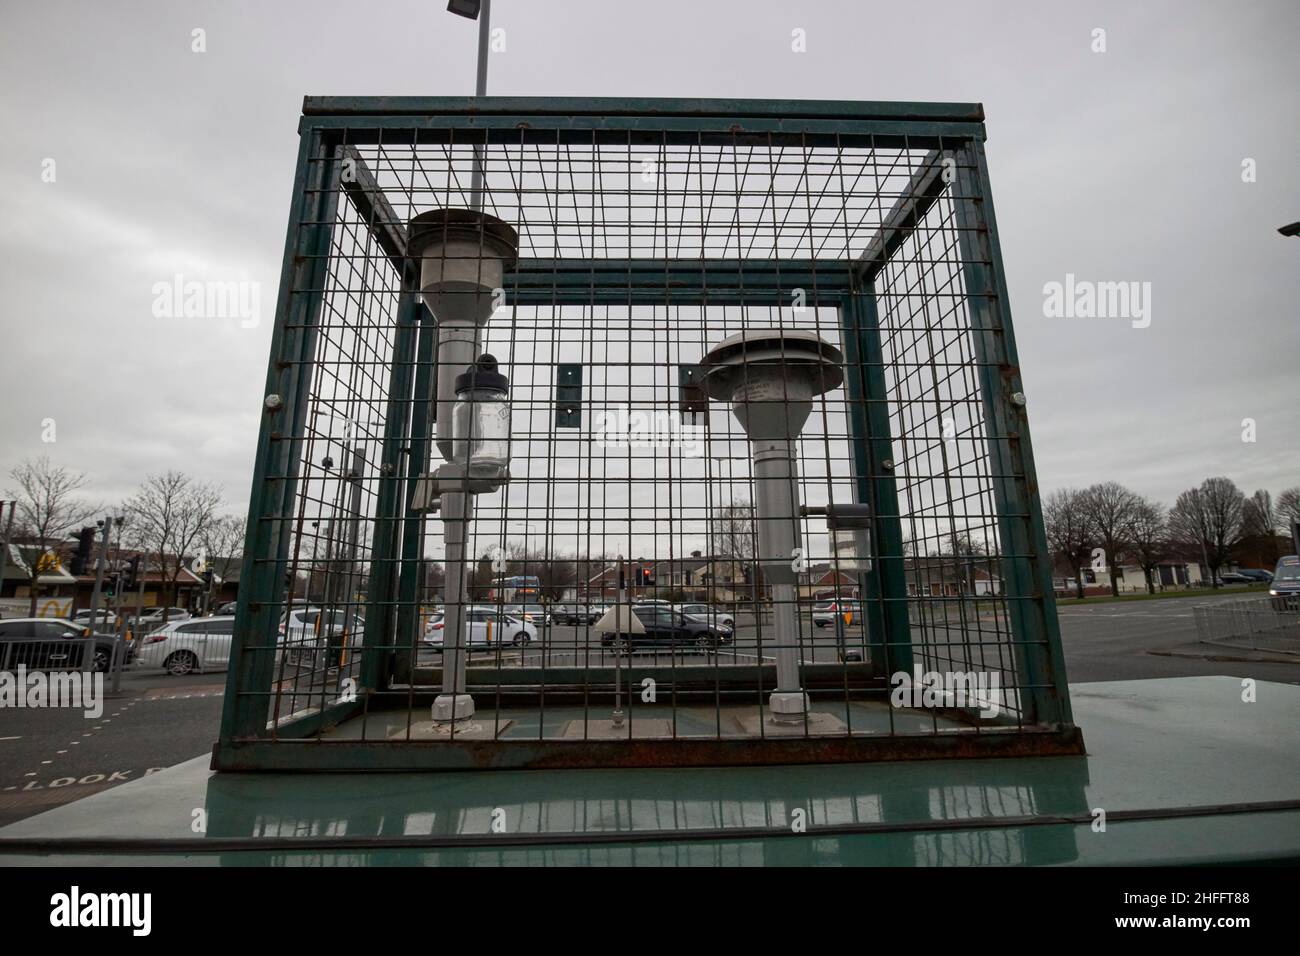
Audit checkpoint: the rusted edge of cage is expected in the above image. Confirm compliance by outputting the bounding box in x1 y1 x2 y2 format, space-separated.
211 725 1085 772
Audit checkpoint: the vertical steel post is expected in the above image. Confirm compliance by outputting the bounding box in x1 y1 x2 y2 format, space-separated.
841 294 913 676
0 501 15 605
385 304 437 687
952 139 1071 725
468 0 491 211
221 128 340 741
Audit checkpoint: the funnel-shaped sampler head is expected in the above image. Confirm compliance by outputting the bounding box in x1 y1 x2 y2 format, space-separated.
700 329 844 440
408 209 520 328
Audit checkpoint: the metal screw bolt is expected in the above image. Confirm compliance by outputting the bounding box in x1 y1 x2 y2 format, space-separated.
881 459 895 472
1010 392 1027 407
264 394 283 411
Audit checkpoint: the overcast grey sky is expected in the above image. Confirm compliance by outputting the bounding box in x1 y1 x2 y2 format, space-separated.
1 0 1296 518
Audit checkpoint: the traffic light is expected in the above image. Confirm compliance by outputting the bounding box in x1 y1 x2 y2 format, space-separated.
201 568 214 588
124 554 142 590
640 565 654 586
70 526 96 576
122 555 141 590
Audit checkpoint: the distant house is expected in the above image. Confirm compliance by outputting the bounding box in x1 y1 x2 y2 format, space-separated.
800 564 858 601
1050 556 1202 596
580 551 757 605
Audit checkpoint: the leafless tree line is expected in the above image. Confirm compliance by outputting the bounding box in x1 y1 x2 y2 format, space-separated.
1043 478 1299 598
4 455 246 615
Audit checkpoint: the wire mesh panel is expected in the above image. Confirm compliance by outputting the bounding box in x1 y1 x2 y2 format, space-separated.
217 98 1079 771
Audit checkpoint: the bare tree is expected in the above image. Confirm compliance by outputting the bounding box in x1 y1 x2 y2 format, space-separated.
201 513 246 581
927 529 989 595
1276 486 1300 543
1128 498 1169 595
1168 477 1245 587
1241 489 1282 564
1083 481 1141 597
710 500 756 561
122 472 223 619
6 456 98 615
200 513 246 609
1043 488 1095 599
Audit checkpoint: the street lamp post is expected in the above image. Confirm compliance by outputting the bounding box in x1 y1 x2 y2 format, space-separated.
446 0 493 210
701 329 844 722
87 517 113 675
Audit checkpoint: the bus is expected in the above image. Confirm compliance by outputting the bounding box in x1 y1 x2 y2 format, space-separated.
489 575 542 603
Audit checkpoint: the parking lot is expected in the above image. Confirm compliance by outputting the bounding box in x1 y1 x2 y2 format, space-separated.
2 591 1297 827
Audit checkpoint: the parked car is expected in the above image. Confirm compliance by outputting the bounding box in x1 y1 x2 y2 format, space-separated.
134 615 236 676
131 607 191 631
675 603 736 629
215 602 239 616
1237 569 1273 583
600 606 728 653
549 603 600 625
0 618 130 672
1217 571 1253 585
812 600 864 628
423 605 537 649
69 608 118 630
503 603 548 625
279 607 365 666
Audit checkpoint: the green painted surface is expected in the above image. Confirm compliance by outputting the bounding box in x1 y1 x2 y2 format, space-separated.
3 677 1298 865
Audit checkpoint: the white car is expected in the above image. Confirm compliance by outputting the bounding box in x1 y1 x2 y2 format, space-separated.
70 608 118 630
812 600 864 628
423 605 537 649
675 603 736 630
132 607 191 632
134 615 236 675
279 607 365 666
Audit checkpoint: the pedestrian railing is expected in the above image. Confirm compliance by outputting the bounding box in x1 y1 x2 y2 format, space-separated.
1194 597 1300 654
0 637 96 672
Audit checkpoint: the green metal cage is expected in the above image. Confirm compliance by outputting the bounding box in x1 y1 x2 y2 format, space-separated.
214 97 1080 772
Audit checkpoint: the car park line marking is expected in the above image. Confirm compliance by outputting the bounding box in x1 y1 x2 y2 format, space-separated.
0 736 21 741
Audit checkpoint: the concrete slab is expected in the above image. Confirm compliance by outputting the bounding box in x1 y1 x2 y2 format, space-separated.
561 718 674 739
391 719 514 740
736 711 847 736
3 677 1298 866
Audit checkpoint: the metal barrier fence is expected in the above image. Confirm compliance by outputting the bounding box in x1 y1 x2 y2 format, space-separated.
216 97 1079 772
1194 597 1300 654
0 638 96 672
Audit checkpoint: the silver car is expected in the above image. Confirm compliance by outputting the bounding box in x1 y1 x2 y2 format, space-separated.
675 603 736 630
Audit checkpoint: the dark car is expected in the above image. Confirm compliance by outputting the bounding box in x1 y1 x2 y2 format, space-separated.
1237 569 1273 583
549 603 599 625
600 606 728 653
0 618 131 672
1217 571 1253 585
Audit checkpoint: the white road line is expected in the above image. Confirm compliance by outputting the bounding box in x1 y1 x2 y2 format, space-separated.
0 736 21 742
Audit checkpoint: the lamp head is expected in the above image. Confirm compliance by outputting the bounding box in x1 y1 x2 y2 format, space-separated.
408 209 519 329
700 329 844 440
